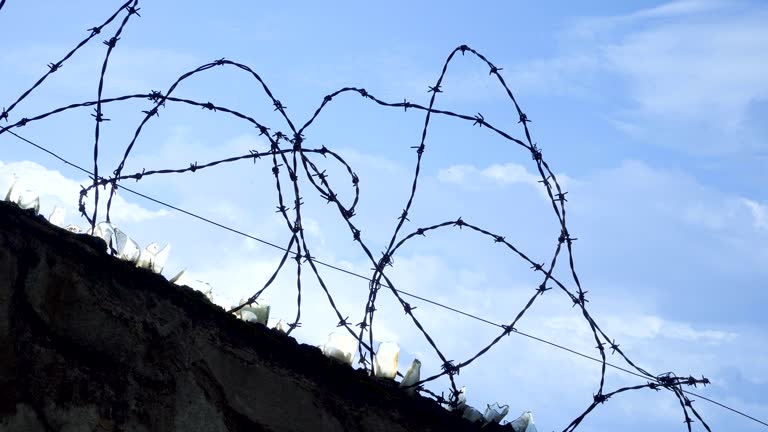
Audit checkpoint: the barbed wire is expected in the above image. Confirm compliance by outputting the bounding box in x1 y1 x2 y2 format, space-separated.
89 0 141 233
0 1 741 430
9 129 768 430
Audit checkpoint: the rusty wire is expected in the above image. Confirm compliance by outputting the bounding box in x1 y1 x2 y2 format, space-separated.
0 2 717 430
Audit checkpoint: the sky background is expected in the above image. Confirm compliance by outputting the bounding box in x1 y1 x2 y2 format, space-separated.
1 0 767 431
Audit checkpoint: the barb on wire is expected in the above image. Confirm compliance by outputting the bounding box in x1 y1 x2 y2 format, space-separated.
0 3 717 428
0 0 135 123
89 0 140 231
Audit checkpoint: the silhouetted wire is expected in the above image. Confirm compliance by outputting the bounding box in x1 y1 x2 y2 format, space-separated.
0 47 719 428
89 0 141 231
0 65 706 428
3 128 767 429
0 3 734 426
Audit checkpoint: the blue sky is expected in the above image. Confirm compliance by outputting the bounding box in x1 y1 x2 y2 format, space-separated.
1 1 767 431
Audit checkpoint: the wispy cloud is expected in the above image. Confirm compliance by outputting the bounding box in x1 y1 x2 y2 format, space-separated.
628 0 728 19
501 1 768 155
436 164 478 184
438 161 574 200
434 156 768 317
741 198 768 230
571 0 729 34
481 163 542 187
600 13 768 126
0 160 168 225
0 44 201 111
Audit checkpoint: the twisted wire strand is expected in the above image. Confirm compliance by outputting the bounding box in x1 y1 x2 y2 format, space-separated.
0 4 725 429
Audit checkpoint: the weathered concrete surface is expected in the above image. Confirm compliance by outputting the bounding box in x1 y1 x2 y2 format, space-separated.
0 201 510 432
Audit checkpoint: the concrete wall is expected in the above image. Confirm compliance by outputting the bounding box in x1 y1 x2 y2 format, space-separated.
0 201 510 432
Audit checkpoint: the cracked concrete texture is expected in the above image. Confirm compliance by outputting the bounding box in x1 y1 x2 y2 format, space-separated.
0 201 511 432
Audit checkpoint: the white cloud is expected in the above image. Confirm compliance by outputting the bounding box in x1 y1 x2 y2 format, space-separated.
592 314 736 343
606 118 644 137
508 0 768 153
436 164 477 184
335 147 402 175
681 196 768 232
481 163 541 187
0 159 167 225
741 198 768 230
437 161 574 202
628 0 727 19
575 0 729 33
504 54 601 97
227 133 269 153
601 15 768 126
435 158 767 289
301 217 323 240
437 162 537 187
574 159 766 234
1 44 200 96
